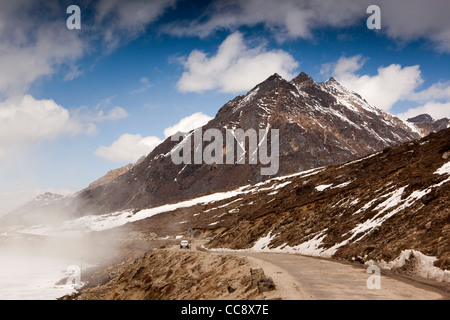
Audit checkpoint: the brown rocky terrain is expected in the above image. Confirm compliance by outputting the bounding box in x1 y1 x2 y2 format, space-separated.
407 113 449 136
61 248 278 300
73 73 420 216
3 72 427 227
97 127 450 285
87 164 133 190
86 156 146 190
3 74 449 299
47 128 450 301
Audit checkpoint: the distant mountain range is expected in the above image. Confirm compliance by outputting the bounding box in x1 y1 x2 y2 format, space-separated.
2 72 449 226
407 113 450 136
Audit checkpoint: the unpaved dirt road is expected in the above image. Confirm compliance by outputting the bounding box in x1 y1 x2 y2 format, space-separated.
190 240 447 300
236 252 446 300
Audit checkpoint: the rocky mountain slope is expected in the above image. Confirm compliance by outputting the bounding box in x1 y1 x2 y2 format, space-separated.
407 114 450 136
84 127 448 284
9 129 449 285
87 164 133 190
1 72 434 225
70 72 422 217
86 156 146 190
61 249 277 300
198 128 449 279
0 192 75 226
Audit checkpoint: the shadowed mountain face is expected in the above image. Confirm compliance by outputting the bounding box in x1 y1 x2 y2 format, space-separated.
70 72 423 216
3 72 424 223
407 113 450 136
118 128 450 273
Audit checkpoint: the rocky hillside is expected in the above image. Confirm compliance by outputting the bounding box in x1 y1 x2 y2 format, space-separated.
72 72 421 216
87 164 133 190
97 128 449 283
86 156 146 190
7 128 449 285
202 128 450 277
0 192 75 226
407 114 449 136
61 249 277 300
2 72 438 226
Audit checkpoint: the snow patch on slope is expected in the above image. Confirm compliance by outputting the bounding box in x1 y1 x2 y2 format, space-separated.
208 228 329 257
18 167 326 236
367 250 450 283
434 161 450 175
315 184 333 191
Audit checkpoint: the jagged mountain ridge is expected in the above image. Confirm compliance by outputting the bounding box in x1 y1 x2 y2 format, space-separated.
3 72 425 223
74 72 419 216
111 128 450 281
86 156 146 190
39 128 449 284
1 192 75 226
407 113 450 136
199 128 450 278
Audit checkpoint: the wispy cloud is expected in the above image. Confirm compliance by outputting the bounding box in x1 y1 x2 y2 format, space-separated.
71 96 129 135
162 0 364 41
131 77 153 94
0 1 85 97
163 0 450 52
94 0 177 51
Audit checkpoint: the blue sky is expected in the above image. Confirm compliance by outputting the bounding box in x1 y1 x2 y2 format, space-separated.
1 0 450 213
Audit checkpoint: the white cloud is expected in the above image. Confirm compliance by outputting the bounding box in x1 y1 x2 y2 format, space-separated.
177 32 298 93
131 77 153 94
409 81 450 102
95 112 213 163
401 81 450 120
94 134 163 163
326 55 450 120
95 0 177 50
0 2 85 96
93 106 129 122
0 95 129 159
379 0 450 53
165 0 450 53
163 112 213 138
397 102 450 121
0 95 82 159
330 55 423 111
164 0 364 40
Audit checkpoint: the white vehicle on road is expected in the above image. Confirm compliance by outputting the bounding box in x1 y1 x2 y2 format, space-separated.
180 240 190 249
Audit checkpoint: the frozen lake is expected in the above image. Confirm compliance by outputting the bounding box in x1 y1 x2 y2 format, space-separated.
0 233 106 300
0 252 83 300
